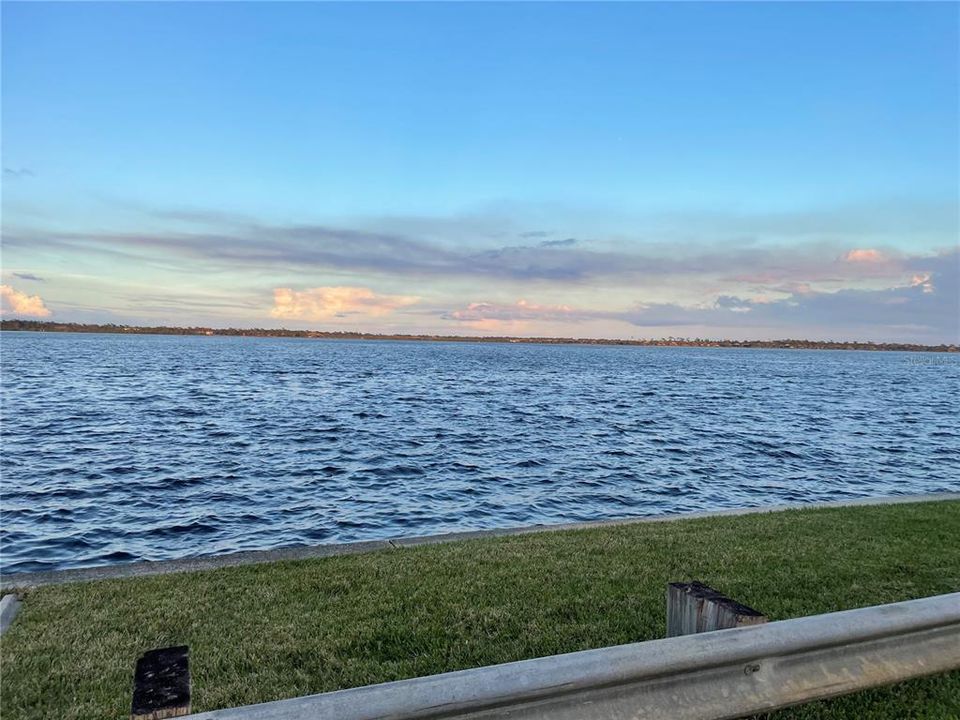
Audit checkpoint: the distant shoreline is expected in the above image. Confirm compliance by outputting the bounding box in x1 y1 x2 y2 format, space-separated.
3 319 957 352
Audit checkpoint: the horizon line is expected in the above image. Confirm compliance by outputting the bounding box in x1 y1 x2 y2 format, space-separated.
2 319 957 352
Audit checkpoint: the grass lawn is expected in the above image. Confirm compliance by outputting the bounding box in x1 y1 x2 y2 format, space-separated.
2 499 959 720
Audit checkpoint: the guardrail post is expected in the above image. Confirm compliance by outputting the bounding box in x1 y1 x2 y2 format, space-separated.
667 581 767 637
131 645 191 719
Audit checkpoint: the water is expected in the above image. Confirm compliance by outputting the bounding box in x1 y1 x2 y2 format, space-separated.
2 332 958 574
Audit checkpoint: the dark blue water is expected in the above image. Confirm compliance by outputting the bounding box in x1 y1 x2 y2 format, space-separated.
2 332 958 574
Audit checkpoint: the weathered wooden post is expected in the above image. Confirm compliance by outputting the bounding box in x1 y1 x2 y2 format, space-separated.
667 582 767 637
131 646 191 719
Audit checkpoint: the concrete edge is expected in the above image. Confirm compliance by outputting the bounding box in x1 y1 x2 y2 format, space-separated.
3 491 958 592
0 594 22 636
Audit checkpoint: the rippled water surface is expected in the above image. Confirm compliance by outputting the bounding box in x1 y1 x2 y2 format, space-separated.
2 332 958 573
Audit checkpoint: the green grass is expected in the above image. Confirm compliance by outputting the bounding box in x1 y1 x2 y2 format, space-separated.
2 500 959 720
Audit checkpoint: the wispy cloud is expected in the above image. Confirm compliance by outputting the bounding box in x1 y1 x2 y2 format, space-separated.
3 167 35 179
2 208 948 290
12 272 44 282
444 249 959 340
1 284 51 317
270 286 419 321
4 200 956 341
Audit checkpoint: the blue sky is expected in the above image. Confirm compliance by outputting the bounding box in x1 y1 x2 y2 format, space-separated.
2 2 958 342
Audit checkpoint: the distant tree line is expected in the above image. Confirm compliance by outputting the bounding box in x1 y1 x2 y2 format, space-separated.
1 319 956 352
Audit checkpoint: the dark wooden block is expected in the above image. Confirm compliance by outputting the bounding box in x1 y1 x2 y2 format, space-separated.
667 581 767 637
131 645 191 719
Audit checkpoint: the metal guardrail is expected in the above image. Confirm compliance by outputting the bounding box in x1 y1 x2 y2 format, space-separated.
185 592 960 720
0 594 22 636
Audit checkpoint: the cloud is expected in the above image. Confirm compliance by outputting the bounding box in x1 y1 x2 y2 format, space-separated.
1 285 51 317
443 249 959 341
622 250 959 338
444 299 582 334
3 167 35 179
843 248 887 263
448 299 580 323
270 286 419 321
3 215 941 291
5 201 956 341
910 273 934 293
12 272 44 282
767 281 814 296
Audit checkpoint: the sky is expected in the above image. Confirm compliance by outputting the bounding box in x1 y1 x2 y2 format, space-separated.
2 2 958 343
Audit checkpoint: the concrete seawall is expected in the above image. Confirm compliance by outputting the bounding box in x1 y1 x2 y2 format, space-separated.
3 491 958 592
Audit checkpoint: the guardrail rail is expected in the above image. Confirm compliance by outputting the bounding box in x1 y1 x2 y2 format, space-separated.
181 592 960 720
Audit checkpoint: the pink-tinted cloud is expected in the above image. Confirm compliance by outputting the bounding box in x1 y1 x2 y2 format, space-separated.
270 286 418 321
730 247 905 286
449 299 578 322
768 281 815 296
843 248 887 263
0 284 51 317
447 299 581 332
442 249 958 342
910 273 934 293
